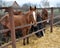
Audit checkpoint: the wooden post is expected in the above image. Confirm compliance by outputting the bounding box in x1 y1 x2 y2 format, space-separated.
8 7 16 48
4 46 8 48
50 7 54 32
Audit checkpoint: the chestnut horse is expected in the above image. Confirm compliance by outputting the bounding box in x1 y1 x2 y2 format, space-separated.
13 11 24 15
0 6 37 45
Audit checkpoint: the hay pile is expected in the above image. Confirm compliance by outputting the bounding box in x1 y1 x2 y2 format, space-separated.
8 25 60 48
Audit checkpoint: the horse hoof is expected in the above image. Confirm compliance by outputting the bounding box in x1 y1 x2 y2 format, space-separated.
27 41 29 44
23 43 26 45
0 44 1 46
27 43 29 44
23 44 25 45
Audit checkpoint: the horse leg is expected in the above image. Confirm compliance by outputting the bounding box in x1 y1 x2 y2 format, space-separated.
0 33 3 46
43 23 46 32
26 28 30 44
27 36 29 44
23 38 25 45
44 24 46 32
22 29 26 45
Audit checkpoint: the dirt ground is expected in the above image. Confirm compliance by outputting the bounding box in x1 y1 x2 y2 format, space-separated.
7 25 60 48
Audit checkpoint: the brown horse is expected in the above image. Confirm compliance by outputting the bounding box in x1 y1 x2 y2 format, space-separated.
13 11 25 15
0 6 37 45
5 9 24 15
41 8 49 27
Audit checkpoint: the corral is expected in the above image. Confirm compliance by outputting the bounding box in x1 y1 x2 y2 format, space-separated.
0 7 60 48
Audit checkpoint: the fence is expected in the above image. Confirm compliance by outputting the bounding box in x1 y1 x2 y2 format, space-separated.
0 7 60 48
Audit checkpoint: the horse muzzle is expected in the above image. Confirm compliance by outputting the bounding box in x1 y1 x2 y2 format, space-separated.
47 19 49 23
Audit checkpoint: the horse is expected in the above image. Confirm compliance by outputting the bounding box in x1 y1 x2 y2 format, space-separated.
0 24 5 45
0 6 37 45
30 12 44 37
5 9 24 15
30 9 49 37
13 11 24 15
41 8 49 27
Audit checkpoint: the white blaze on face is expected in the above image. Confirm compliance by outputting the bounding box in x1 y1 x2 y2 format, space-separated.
33 11 36 21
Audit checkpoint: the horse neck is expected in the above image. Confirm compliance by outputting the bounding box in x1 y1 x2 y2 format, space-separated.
25 11 33 24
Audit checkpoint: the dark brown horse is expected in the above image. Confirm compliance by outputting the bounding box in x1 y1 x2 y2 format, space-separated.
41 8 49 27
13 11 25 15
0 6 37 45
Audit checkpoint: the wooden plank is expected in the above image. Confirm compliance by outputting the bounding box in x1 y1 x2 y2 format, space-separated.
0 19 48 34
0 28 45 48
8 7 16 48
0 41 11 48
53 21 60 25
37 7 60 10
0 7 10 9
0 7 60 10
50 7 54 32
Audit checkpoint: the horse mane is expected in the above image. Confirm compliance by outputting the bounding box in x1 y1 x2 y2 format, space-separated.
23 11 31 16
13 11 24 15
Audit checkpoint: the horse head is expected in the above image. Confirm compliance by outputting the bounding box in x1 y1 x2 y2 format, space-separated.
28 6 37 26
41 8 49 23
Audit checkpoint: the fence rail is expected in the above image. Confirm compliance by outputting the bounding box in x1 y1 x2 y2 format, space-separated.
53 15 60 19
0 7 60 10
0 7 60 48
53 21 60 25
0 19 49 33
0 28 45 48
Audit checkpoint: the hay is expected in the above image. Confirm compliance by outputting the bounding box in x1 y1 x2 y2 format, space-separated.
8 25 60 48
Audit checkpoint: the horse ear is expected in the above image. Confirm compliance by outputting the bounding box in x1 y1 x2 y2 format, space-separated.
35 6 36 10
30 6 32 10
